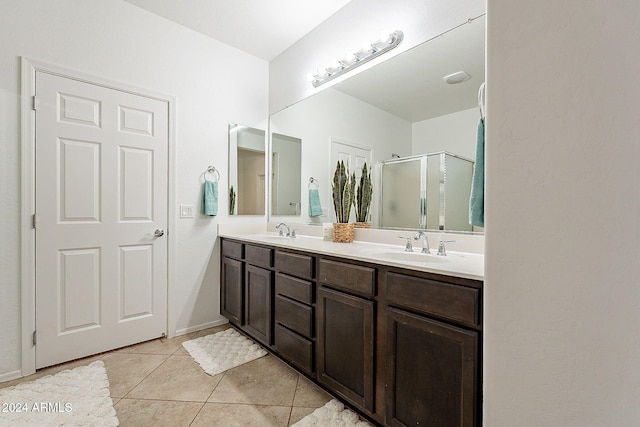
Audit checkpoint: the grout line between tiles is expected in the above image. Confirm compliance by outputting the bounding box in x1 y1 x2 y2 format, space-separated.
189 400 208 424
204 369 226 403
287 404 295 427
184 401 206 427
199 402 294 408
118 353 172 400
187 402 295 427
116 396 213 403
287 374 301 427
287 374 300 427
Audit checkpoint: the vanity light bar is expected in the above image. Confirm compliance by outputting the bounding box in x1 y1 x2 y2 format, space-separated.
309 30 404 88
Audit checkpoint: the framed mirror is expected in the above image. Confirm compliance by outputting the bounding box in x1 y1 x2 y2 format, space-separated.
228 123 266 215
268 15 485 233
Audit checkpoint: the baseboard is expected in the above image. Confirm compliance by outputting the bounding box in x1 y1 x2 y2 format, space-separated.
0 369 23 384
174 318 229 337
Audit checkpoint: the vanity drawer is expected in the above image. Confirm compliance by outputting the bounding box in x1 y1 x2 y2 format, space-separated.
274 324 314 374
222 240 243 260
275 295 313 338
274 251 314 279
245 244 272 268
386 272 480 326
275 273 313 304
318 259 376 297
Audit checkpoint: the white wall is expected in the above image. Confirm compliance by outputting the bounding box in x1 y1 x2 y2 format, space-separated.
485 1 640 425
269 88 411 225
0 0 268 379
412 107 478 160
269 0 486 114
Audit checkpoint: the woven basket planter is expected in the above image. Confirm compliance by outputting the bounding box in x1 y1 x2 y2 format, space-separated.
353 222 371 229
332 222 355 243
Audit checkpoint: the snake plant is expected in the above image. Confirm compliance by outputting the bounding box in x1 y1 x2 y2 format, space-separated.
355 162 373 222
331 160 355 223
229 185 236 215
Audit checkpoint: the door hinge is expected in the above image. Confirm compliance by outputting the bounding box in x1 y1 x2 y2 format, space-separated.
32 95 39 111
32 214 39 229
32 331 37 346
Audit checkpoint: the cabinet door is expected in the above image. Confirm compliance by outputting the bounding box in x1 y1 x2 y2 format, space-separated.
221 257 243 326
386 307 478 427
244 264 273 346
317 286 375 412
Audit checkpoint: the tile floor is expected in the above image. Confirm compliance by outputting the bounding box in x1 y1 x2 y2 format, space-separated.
0 324 334 426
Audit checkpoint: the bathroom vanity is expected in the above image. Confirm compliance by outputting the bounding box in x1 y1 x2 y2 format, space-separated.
220 234 482 427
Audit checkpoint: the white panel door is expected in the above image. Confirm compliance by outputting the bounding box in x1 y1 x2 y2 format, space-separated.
330 139 373 222
35 71 168 368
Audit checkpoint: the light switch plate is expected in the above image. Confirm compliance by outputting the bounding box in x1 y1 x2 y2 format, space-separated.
180 204 194 218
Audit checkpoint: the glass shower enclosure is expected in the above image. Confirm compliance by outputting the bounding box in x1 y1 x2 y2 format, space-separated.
378 152 474 232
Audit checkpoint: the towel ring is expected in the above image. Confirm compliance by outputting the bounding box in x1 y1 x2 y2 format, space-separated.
202 166 220 182
308 177 319 189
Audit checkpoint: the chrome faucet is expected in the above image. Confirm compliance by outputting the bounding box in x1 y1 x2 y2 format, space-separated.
398 236 413 252
437 239 455 256
276 223 291 237
414 231 430 254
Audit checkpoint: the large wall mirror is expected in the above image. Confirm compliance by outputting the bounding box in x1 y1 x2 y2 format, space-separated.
228 123 266 215
269 15 485 232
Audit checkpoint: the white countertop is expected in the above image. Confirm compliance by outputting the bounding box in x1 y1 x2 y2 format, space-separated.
219 231 484 281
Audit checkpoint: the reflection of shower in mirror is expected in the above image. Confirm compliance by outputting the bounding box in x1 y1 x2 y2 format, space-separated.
379 152 474 232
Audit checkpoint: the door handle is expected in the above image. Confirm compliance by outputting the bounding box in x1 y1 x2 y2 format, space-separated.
154 229 165 237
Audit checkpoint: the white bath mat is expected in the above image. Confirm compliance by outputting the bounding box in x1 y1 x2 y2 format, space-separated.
0 360 118 427
182 328 267 376
292 399 373 427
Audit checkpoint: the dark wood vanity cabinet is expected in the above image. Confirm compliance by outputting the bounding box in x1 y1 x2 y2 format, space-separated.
242 244 274 346
386 308 478 427
274 269 315 375
317 259 377 414
221 240 244 326
317 286 375 412
385 272 481 427
244 264 273 346
219 238 482 427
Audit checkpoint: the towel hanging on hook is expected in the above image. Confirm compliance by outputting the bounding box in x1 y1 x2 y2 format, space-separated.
478 82 486 119
470 83 485 228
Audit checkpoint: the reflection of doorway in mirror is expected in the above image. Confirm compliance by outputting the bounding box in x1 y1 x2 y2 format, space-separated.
330 138 373 222
271 153 279 214
271 134 302 216
257 175 265 215
237 147 265 215
229 124 266 216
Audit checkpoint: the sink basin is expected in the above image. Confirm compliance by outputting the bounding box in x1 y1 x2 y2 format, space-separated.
373 251 451 263
252 234 293 243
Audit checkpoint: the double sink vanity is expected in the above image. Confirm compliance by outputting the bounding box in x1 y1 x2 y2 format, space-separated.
219 226 483 427
221 11 487 426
